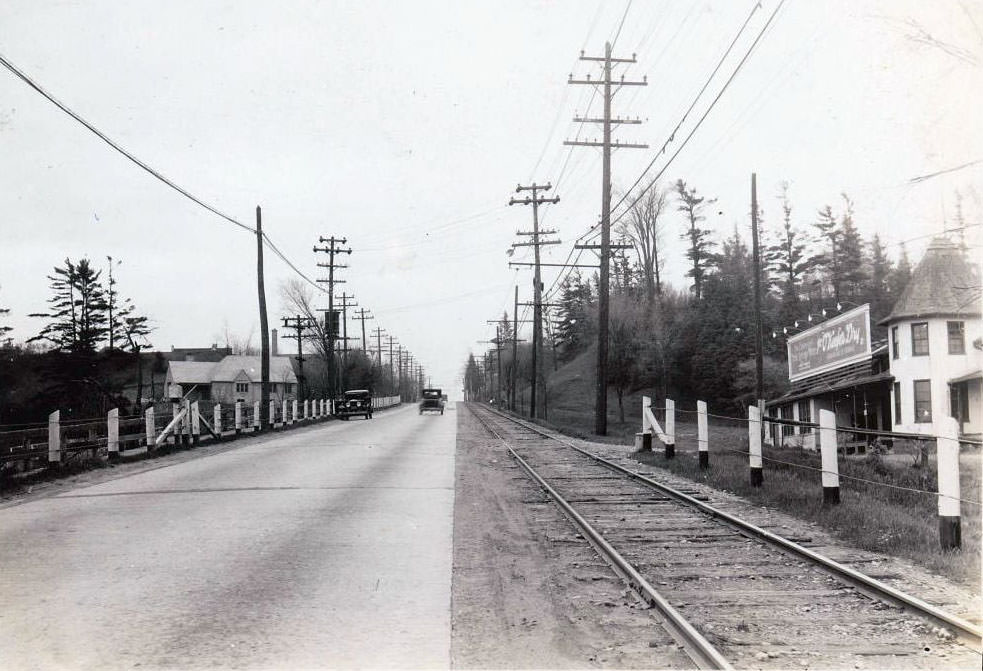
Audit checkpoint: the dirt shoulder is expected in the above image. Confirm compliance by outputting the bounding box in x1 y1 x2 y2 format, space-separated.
451 405 693 669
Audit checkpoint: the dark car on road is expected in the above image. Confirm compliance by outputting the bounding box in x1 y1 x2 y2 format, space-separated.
334 389 373 420
419 388 444 415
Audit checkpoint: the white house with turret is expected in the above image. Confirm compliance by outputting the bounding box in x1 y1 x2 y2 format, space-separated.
881 237 981 439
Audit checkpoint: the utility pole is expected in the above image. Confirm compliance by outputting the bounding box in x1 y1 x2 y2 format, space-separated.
386 335 398 396
281 315 314 400
313 236 352 400
397 346 406 400
337 292 357 392
512 286 519 411
256 206 271 429
751 172 764 400
371 327 386 392
509 183 560 419
566 42 647 435
352 307 373 352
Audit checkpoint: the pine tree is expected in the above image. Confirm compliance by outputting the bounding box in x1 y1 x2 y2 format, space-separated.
889 243 913 300
812 205 841 303
30 258 109 353
554 271 593 360
767 183 810 323
675 179 717 300
0 285 12 341
835 194 867 299
865 233 894 324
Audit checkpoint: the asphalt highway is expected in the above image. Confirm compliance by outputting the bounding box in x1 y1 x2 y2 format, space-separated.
0 403 455 669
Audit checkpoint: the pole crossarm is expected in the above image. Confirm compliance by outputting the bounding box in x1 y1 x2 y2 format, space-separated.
573 117 643 124
511 240 562 247
574 243 633 250
563 140 648 149
510 262 598 268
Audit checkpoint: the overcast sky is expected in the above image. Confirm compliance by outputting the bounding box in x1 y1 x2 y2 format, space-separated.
1 1 980 397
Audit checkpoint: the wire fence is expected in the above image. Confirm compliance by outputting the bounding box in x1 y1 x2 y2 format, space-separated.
637 398 983 509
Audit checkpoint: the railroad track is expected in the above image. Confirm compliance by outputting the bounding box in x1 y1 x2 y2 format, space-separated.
468 402 983 670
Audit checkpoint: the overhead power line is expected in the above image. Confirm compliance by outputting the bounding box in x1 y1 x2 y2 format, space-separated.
0 52 254 234
544 0 788 303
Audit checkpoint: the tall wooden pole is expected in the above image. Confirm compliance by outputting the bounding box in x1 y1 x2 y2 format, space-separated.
512 285 519 412
751 173 763 400
257 206 270 429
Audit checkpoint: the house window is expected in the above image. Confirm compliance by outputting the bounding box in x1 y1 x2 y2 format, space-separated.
235 382 249 393
286 383 294 394
780 404 794 439
913 380 932 423
947 321 965 354
893 382 901 425
911 322 929 356
891 326 899 359
797 400 812 433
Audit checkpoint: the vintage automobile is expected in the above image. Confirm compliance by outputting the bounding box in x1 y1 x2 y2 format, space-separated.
334 389 373 420
419 388 444 415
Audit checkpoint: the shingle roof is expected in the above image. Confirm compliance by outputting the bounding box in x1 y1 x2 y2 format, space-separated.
880 236 981 324
209 355 297 383
167 361 217 385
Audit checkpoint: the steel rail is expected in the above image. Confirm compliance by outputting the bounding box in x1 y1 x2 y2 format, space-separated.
478 404 983 651
469 404 734 671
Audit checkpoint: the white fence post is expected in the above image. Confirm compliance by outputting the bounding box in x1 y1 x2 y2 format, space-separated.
748 405 763 487
47 410 61 464
235 401 243 435
190 401 201 445
697 400 708 469
937 417 962 550
214 404 223 438
269 400 276 429
819 409 839 504
304 399 310 420
665 398 676 459
635 396 653 452
292 400 298 424
107 408 120 460
145 407 156 447
281 399 288 427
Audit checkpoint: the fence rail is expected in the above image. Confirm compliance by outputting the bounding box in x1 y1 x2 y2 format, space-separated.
637 395 976 551
0 395 403 482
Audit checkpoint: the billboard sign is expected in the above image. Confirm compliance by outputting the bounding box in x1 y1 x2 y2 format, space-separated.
787 304 871 382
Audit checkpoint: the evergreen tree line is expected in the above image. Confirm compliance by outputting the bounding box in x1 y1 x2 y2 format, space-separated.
544 180 917 417
0 257 152 423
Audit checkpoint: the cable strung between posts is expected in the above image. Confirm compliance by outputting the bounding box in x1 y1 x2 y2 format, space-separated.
0 52 254 234
261 233 325 294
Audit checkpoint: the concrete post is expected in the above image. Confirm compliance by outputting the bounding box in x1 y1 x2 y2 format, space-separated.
664 398 676 459
47 410 61 464
748 405 763 486
269 400 276 429
145 407 155 447
107 408 120 461
253 401 261 432
292 400 298 424
282 399 288 427
214 404 223 438
642 396 651 432
819 409 839 504
697 400 709 469
190 401 201 445
235 401 243 435
304 399 310 420
937 417 962 550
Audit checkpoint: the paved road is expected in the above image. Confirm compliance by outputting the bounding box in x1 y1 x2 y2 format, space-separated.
0 404 456 669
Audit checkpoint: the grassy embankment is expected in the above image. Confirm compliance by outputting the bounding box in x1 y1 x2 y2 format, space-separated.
523 351 982 587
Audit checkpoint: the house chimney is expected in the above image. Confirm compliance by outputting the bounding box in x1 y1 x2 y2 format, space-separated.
271 328 278 356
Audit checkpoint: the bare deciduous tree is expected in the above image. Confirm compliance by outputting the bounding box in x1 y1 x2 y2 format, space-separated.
619 182 668 303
